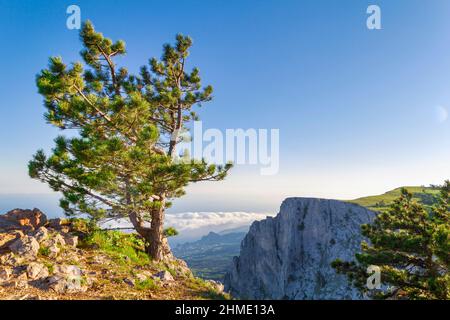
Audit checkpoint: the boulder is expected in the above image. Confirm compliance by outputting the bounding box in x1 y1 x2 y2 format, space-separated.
123 278 135 287
7 272 29 289
53 234 66 246
47 218 70 231
46 265 85 293
42 234 66 258
26 262 49 280
173 259 192 277
48 244 60 258
153 270 174 282
0 230 23 251
0 253 23 266
33 227 49 243
46 275 84 293
63 235 78 248
58 251 80 264
54 265 82 277
9 235 40 259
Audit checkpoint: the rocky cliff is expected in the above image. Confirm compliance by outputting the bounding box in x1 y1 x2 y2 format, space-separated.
224 198 376 300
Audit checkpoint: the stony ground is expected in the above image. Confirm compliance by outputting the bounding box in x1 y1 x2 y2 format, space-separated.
0 209 227 300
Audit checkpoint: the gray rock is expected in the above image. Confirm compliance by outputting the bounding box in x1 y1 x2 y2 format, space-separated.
9 235 40 259
224 198 375 300
54 264 82 277
13 272 29 289
64 235 78 248
207 280 224 293
0 253 22 266
42 234 66 258
0 266 12 281
123 278 135 287
26 262 49 280
153 270 174 282
46 274 85 293
0 230 23 248
48 243 60 258
47 218 65 230
46 265 85 293
33 227 49 243
135 273 148 282
53 234 66 246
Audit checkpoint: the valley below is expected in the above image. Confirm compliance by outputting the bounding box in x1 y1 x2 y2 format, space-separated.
173 231 246 281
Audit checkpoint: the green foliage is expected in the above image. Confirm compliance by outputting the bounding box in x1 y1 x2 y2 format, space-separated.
188 277 230 300
82 230 150 266
163 227 179 237
29 21 232 238
44 262 54 274
136 278 158 291
69 217 98 235
333 181 450 300
38 246 50 257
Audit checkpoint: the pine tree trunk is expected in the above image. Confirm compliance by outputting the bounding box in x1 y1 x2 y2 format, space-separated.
147 206 172 261
129 209 172 262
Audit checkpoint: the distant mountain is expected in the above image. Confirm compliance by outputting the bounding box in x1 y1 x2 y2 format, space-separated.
218 225 250 235
172 231 246 282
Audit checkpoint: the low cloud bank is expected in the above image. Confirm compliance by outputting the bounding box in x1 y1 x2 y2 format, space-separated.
166 212 272 231
99 211 273 244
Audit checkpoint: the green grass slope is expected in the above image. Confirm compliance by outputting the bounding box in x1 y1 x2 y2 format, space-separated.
349 186 440 212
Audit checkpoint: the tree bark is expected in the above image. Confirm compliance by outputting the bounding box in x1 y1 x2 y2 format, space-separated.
147 206 172 261
128 209 172 262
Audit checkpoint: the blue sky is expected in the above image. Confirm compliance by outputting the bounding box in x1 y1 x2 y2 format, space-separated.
1 0 450 215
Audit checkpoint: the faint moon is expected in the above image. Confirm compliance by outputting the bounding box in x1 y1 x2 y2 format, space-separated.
435 105 448 123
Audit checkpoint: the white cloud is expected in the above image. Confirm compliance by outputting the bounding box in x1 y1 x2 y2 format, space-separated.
165 211 272 231
100 211 271 231
98 211 274 244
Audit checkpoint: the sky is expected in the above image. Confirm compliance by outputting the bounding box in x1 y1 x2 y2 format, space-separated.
1 0 450 218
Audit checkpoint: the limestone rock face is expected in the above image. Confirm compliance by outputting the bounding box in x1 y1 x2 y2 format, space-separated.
224 198 375 300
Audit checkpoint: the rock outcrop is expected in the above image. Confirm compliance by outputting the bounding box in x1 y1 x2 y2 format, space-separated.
0 208 226 300
224 198 376 300
0 209 90 296
0 209 47 232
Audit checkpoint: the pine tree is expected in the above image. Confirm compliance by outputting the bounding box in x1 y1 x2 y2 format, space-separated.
29 21 232 261
332 182 449 299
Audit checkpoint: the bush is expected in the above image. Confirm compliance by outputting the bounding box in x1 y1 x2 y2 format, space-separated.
81 230 150 266
136 278 157 290
38 246 50 257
